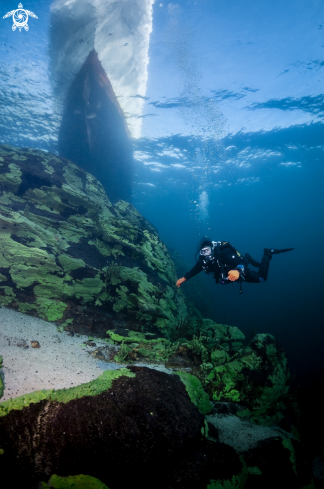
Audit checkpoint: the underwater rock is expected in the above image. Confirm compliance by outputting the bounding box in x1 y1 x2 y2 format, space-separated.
243 436 314 488
203 318 246 353
207 333 291 415
0 144 187 335
107 327 298 433
103 321 245 371
0 366 245 489
206 403 294 453
205 402 314 488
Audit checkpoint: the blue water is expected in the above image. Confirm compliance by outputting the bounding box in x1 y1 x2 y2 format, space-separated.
0 0 323 382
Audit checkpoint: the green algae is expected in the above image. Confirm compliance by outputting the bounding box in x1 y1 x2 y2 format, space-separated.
107 331 125 342
114 342 132 362
211 349 229 366
109 266 170 319
0 162 22 192
58 255 85 272
190 335 209 362
207 334 290 416
0 368 135 418
247 466 262 475
0 286 15 300
207 457 248 489
282 438 297 476
0 286 15 297
36 297 67 321
106 329 167 346
43 474 110 489
176 372 212 415
18 302 38 314
0 295 14 306
301 482 316 489
207 359 243 402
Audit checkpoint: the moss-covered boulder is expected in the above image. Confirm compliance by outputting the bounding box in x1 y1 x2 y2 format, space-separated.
0 144 187 335
103 326 292 424
207 334 291 416
0 365 246 489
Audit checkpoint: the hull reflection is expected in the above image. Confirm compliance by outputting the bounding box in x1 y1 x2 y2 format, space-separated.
58 50 133 203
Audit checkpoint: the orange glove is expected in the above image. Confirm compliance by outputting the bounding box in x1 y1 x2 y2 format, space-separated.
228 270 240 282
176 277 187 288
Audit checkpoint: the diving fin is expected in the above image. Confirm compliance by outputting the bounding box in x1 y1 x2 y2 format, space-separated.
264 248 294 256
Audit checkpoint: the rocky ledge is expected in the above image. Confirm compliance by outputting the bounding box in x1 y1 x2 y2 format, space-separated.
0 144 187 336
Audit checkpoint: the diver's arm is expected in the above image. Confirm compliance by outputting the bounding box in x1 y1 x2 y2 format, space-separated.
184 261 204 280
176 261 204 287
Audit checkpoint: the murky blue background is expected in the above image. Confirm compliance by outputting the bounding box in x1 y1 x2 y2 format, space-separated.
1 0 323 382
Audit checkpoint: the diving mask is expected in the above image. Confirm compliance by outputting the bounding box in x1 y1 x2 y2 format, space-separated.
200 246 212 257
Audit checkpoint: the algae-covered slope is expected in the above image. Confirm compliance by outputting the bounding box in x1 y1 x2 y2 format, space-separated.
0 144 187 334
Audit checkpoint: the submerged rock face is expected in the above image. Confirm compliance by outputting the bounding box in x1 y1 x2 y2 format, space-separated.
0 144 187 334
0 366 246 489
207 333 291 415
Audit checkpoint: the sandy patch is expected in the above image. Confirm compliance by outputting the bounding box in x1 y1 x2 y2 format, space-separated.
0 307 115 401
206 413 294 452
0 307 177 403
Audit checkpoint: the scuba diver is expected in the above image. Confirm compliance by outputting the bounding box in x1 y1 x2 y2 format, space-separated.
176 238 294 293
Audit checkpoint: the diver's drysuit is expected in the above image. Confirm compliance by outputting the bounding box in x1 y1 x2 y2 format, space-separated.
176 240 294 292
184 241 272 285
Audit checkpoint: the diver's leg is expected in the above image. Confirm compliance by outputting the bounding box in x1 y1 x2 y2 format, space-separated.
258 252 271 282
258 247 294 282
244 269 262 283
244 252 271 283
246 248 294 283
244 253 261 268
